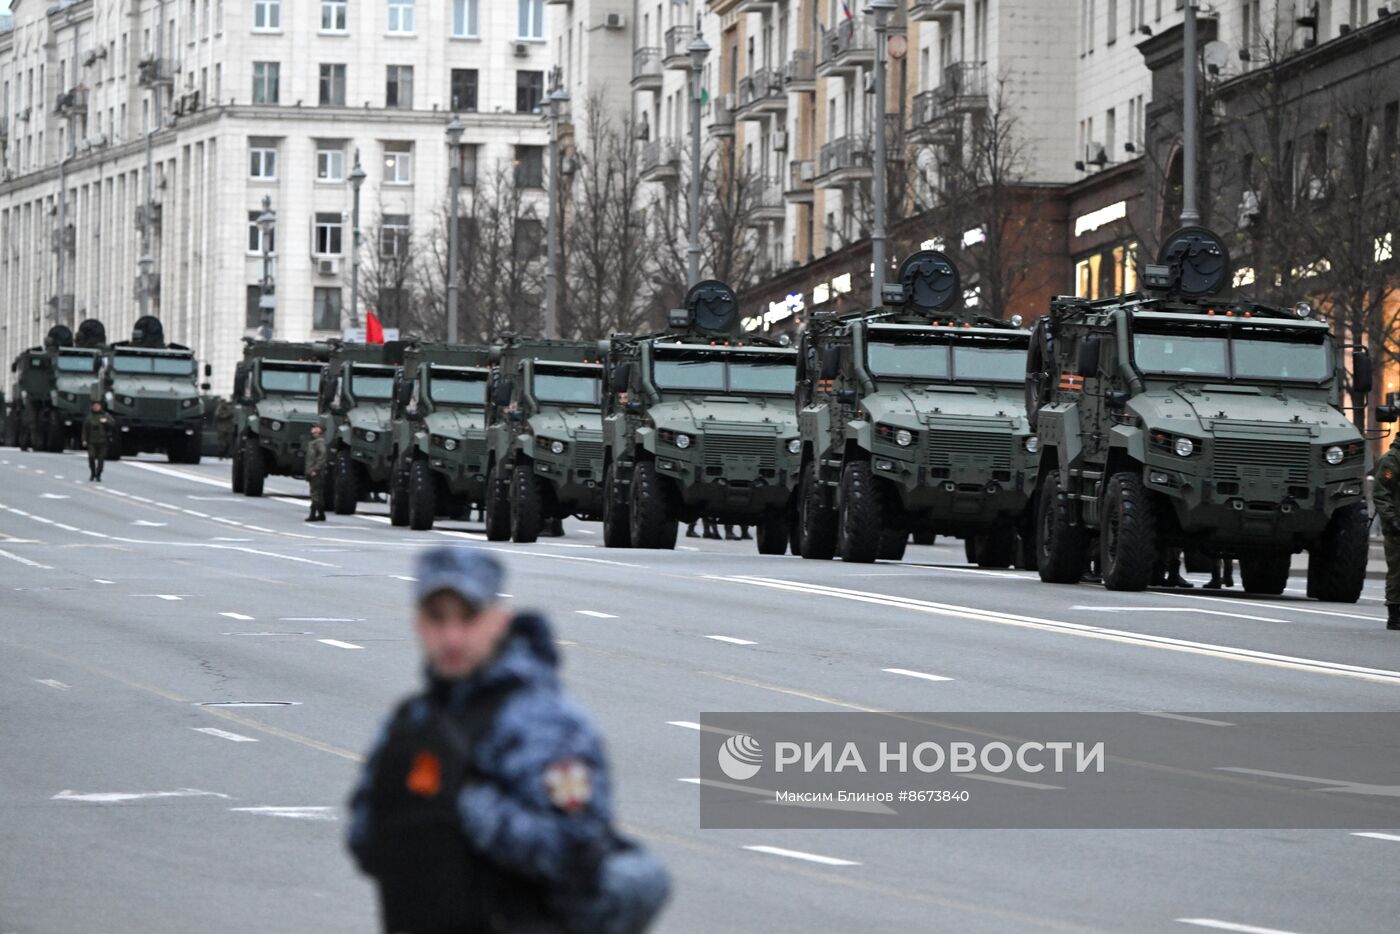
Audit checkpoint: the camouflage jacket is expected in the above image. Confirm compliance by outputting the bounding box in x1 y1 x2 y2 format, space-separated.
1373 441 1400 528
304 436 328 476
81 412 116 448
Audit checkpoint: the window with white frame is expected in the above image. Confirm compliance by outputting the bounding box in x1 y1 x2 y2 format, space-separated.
247 211 276 254
252 62 279 104
380 214 411 257
383 141 413 184
518 0 543 40
313 287 343 330
314 213 345 255
316 142 346 182
249 141 278 179
321 1 348 32
388 0 415 34
386 65 414 109
253 0 280 31
453 0 479 38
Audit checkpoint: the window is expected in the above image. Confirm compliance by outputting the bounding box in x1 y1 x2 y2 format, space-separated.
314 287 343 331
516 71 544 113
386 65 414 109
247 211 276 253
453 0 479 37
252 62 279 104
450 69 478 112
518 0 543 40
316 142 346 182
249 142 278 179
1107 0 1118 43
319 64 347 106
388 0 415 34
383 141 413 185
380 214 411 257
314 213 344 255
321 0 347 32
253 0 280 31
457 143 479 187
514 145 544 188
246 285 265 329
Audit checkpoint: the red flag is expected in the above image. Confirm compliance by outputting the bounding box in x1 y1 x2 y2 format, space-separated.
365 310 385 345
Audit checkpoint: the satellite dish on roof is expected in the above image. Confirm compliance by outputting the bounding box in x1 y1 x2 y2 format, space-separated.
896 250 961 314
685 280 739 336
1158 227 1232 298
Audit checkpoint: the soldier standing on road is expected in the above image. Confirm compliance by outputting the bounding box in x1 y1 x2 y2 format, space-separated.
1370 437 1400 630
81 401 115 483
305 424 328 522
214 399 236 459
347 547 669 933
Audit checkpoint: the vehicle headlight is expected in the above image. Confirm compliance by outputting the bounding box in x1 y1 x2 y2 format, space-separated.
675 433 691 450
120 395 136 407
443 438 457 451
550 439 566 455
895 429 913 448
787 438 801 455
1174 437 1195 458
1325 445 1344 466
1024 436 1040 454
180 398 199 409
364 430 377 443
269 419 284 431
104 391 114 405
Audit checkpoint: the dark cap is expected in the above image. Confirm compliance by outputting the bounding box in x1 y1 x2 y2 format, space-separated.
413 547 504 610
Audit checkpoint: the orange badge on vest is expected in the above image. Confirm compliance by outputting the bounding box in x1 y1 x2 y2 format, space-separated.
543 759 592 814
1385 467 1396 482
406 750 442 797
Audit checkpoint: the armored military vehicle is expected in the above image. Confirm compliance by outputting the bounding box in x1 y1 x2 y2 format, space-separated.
7 324 93 452
97 316 205 463
793 251 1039 566
231 339 331 496
319 340 410 515
1029 227 1372 601
388 343 493 530
481 338 606 543
601 281 801 553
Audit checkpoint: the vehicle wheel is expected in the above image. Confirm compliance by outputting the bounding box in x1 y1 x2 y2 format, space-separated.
974 526 1017 569
242 437 265 497
1014 528 1039 572
879 529 908 562
964 538 978 564
106 434 122 461
231 437 246 493
184 431 203 465
837 460 884 563
629 460 677 550
484 465 512 541
389 454 411 527
798 460 836 560
1036 471 1086 584
912 530 936 547
332 449 359 515
511 462 546 544
601 463 632 548
1239 552 1292 596
1099 473 1157 592
1307 502 1368 603
45 420 65 453
408 459 437 531
756 515 790 555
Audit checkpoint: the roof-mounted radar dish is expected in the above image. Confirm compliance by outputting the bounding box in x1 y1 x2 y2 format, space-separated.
896 250 961 314
1157 226 1231 298
683 280 739 336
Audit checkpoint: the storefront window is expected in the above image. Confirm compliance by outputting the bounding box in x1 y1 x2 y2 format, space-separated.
1075 240 1140 300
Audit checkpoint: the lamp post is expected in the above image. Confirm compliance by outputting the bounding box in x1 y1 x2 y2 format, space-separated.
686 25 711 289
256 195 276 341
445 116 465 343
138 126 157 318
867 0 895 308
544 74 569 340
348 149 366 331
1180 0 1200 225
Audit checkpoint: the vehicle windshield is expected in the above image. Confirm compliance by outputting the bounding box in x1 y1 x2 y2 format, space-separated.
428 370 487 406
260 364 322 394
533 370 601 406
1133 325 1331 382
866 333 1027 383
350 367 395 400
111 353 195 376
652 351 796 395
57 354 98 373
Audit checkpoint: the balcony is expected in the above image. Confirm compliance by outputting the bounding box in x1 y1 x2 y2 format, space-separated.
55 87 88 117
910 0 966 22
663 25 694 70
785 159 815 203
736 69 785 122
817 136 872 189
710 94 736 138
783 50 816 92
748 176 785 226
818 18 874 77
631 47 662 92
937 61 988 111
137 56 175 88
736 0 777 11
640 138 681 184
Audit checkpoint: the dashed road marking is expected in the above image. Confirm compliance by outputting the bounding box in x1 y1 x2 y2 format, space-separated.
1351 832 1400 843
883 667 953 683
220 612 255 621
230 806 337 821
133 594 184 601
1073 605 1288 624
667 721 702 730
705 635 757 645
34 679 71 690
93 579 114 584
52 789 229 803
318 639 364 650
0 548 54 570
192 727 259 743
1177 920 1301 934
742 845 860 867
577 610 617 619
1139 712 1235 727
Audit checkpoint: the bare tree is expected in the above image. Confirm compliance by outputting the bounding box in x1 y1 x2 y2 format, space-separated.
360 208 419 332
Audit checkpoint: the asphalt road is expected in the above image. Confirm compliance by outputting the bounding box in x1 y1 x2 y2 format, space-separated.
1 447 1398 934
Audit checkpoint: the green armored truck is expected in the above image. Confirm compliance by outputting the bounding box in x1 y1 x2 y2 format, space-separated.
602 281 801 553
1029 227 1372 601
99 317 205 463
231 339 331 496
319 341 410 515
388 343 494 530
483 338 606 543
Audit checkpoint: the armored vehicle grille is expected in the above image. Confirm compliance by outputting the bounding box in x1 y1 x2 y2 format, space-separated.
1211 439 1311 484
704 435 777 469
926 430 1012 471
574 440 603 464
142 399 181 420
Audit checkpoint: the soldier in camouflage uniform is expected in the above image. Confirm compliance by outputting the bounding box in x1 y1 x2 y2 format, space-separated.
1371 436 1400 630
81 401 116 482
305 424 328 522
214 399 237 459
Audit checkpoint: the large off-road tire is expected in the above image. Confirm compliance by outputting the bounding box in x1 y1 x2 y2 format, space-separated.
484 465 512 541
106 433 123 461
837 460 885 563
184 431 203 465
798 460 837 560
1306 502 1369 603
629 460 677 550
1014 528 1038 572
44 420 65 453
242 437 265 497
388 454 411 527
755 515 790 555
231 437 246 493
601 463 631 548
511 462 547 544
1099 473 1158 592
912 530 936 547
1036 471 1086 584
408 458 437 531
973 526 1017 569
332 449 359 515
1239 552 1292 596
879 529 909 562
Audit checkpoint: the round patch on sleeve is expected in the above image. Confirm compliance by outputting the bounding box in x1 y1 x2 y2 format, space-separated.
543 759 592 814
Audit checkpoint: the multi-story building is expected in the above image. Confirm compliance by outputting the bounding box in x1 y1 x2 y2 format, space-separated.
549 0 634 137
0 0 552 391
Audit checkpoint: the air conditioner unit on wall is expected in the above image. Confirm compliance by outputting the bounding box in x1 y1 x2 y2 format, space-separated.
317 258 341 276
513 42 530 58
604 13 625 30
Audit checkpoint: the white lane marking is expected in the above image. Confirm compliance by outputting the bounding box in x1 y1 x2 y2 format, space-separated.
575 529 597 535
667 721 701 730
1165 591 1385 623
1072 605 1288 624
497 592 514 598
705 634 757 645
192 727 259 743
882 667 954 683
224 631 313 636
244 525 275 533
1351 832 1400 843
28 515 54 525
716 576 1400 687
391 575 417 582
53 789 229 803
1177 920 1301 934
188 496 242 501
93 578 114 584
39 493 69 499
183 510 211 518
220 612 255 621
668 721 740 737
54 475 64 480
125 461 227 488
318 639 364 650
357 514 392 524
53 523 79 532
211 537 253 542
742 845 860 867
0 548 54 570
432 529 489 542
130 520 167 527
577 610 618 619
1214 767 1400 795
230 806 337 821
1139 712 1235 727
284 617 360 622
132 594 183 601
34 679 71 690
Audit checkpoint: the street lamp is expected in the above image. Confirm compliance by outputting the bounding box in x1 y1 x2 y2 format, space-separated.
1180 0 1200 225
348 149 366 331
686 24 711 290
257 194 276 341
544 77 570 340
867 0 896 308
445 116 465 343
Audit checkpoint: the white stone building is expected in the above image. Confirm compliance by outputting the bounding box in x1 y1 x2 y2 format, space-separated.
0 0 553 392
